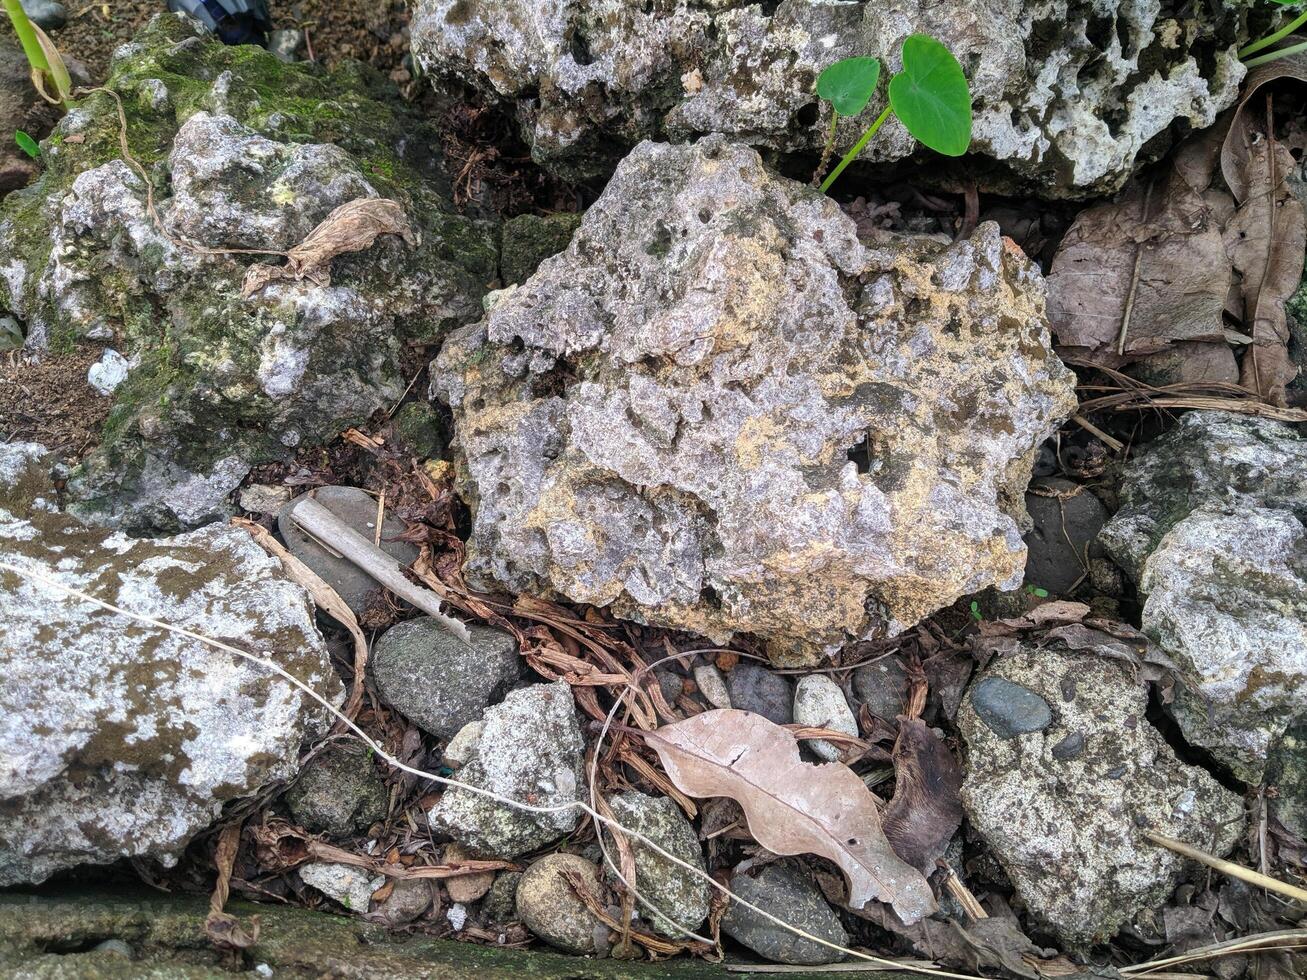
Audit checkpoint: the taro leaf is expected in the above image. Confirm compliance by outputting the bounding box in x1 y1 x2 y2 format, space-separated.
242 197 419 297
881 717 962 875
14 131 39 160
643 708 935 923
888 35 972 157
816 57 881 116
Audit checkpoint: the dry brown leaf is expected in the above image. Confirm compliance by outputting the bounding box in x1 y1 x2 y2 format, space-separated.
642 708 934 923
242 198 418 297
882 718 962 876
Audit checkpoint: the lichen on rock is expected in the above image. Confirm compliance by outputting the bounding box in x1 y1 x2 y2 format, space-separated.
433 136 1075 662
411 0 1252 197
0 13 497 534
0 443 339 886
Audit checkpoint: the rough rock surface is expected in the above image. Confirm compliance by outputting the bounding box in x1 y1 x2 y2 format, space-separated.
411 0 1252 196
720 860 848 966
1100 411 1307 782
606 791 710 937
515 853 611 955
0 14 495 534
726 663 793 725
372 619 522 739
0 445 338 886
428 682 584 858
958 642 1244 945
284 742 389 837
299 862 383 913
434 137 1075 662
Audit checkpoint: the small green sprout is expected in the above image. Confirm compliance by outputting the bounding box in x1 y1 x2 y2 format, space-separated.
14 130 39 159
1025 585 1050 599
1241 1 1307 67
969 600 983 622
815 34 973 192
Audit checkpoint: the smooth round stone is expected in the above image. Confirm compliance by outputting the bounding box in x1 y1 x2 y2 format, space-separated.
693 664 731 709
1051 731 1086 761
277 486 418 617
726 663 792 724
372 619 521 739
515 853 610 954
970 676 1053 738
852 656 908 722
20 0 66 30
793 675 857 761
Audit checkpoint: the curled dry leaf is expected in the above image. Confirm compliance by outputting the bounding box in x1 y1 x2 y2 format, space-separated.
642 708 935 924
882 717 963 876
242 198 419 297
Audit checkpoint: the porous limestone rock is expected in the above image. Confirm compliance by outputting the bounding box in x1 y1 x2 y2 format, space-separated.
411 0 1253 196
0 14 496 534
433 137 1076 663
427 682 584 859
958 642 1244 946
0 448 339 886
1100 411 1307 782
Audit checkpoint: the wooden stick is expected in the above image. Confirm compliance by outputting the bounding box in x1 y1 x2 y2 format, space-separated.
288 496 470 643
1142 831 1307 903
1070 414 1125 453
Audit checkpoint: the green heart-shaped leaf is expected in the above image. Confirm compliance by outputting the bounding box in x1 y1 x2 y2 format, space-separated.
816 56 881 117
14 131 39 160
888 35 972 157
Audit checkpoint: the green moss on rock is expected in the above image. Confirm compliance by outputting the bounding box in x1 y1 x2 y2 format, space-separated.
500 212 583 285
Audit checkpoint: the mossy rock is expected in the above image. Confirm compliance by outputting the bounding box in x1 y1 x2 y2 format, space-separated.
0 888 905 979
0 13 497 533
500 212 583 285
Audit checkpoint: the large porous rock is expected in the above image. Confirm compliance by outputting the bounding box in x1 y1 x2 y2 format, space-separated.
0 14 496 534
428 682 584 858
433 137 1075 663
411 0 1252 197
958 641 1244 946
1100 411 1307 782
0 445 339 886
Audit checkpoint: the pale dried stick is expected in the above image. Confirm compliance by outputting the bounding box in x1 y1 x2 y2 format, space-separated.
1142 831 1307 904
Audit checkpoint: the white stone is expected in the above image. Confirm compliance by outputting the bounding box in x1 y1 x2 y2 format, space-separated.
299 862 384 912
793 675 857 762
692 665 731 710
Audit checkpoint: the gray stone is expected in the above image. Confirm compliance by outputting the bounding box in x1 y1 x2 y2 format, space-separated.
726 664 793 725
500 212 583 285
432 137 1075 665
371 878 436 927
1267 723 1307 840
285 741 389 837
278 487 419 617
852 657 907 722
1023 477 1107 595
238 483 292 515
692 664 731 709
1100 412 1307 782
0 490 339 886
386 401 447 459
267 28 305 63
443 720 484 768
428 682 584 858
299 862 384 913
411 0 1251 197
19 0 65 31
792 675 857 762
958 643 1244 946
969 677 1053 739
515 853 610 954
720 861 848 966
0 15 496 534
606 791 710 938
481 871 522 922
372 619 522 739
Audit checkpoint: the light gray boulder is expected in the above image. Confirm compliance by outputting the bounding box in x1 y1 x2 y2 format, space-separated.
958 642 1244 946
427 682 584 858
433 136 1075 664
411 0 1252 197
1100 411 1307 782
0 446 339 886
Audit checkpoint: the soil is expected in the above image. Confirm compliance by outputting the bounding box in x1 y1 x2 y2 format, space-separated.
0 346 111 461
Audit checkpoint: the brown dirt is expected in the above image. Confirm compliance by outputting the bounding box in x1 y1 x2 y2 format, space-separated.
0 346 111 460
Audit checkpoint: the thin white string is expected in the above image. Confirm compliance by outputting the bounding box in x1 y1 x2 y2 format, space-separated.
0 558 984 979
